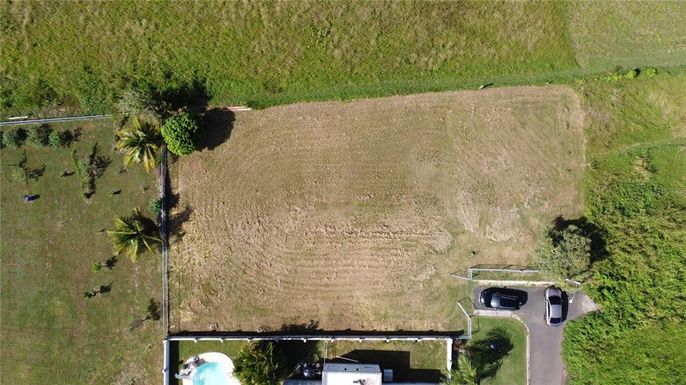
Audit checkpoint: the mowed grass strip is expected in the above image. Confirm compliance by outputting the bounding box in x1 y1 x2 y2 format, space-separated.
170 85 585 333
0 122 161 385
0 1 577 116
565 1 686 70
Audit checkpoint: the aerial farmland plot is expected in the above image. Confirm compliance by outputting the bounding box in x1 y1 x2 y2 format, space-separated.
169 85 585 332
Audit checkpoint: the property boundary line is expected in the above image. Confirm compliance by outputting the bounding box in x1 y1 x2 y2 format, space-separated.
159 146 169 334
158 146 170 385
451 266 542 281
167 334 458 342
0 114 112 126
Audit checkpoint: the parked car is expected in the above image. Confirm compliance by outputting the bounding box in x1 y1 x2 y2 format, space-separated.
545 286 563 326
479 287 526 310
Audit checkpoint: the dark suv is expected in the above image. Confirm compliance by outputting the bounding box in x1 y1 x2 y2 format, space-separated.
479 287 526 310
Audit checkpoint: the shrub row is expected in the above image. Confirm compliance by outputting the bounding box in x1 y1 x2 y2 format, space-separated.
1 125 75 149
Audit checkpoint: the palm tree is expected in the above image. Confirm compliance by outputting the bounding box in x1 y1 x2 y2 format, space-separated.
444 354 478 385
233 342 283 385
116 116 162 172
107 209 160 261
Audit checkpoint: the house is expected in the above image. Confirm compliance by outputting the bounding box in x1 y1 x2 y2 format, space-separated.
283 362 439 385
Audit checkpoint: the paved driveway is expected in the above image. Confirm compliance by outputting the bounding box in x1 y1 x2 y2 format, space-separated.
472 285 598 385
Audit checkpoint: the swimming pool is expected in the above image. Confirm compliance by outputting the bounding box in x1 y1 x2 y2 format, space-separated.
192 362 229 385
179 352 241 385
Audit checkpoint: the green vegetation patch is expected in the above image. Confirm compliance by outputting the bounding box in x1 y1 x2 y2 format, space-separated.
0 1 577 117
469 317 527 385
565 1 686 70
326 340 447 377
563 74 686 384
0 120 161 385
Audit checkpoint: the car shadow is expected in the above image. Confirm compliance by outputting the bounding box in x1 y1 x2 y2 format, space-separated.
561 291 569 322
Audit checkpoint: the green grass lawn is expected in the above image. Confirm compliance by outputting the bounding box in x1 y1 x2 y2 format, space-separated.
0 120 162 384
1 1 578 117
470 317 527 385
4 1 684 118
326 339 447 382
563 73 686 385
458 284 528 385
565 1 686 70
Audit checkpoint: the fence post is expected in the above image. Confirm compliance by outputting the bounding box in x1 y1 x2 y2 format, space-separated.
456 301 472 340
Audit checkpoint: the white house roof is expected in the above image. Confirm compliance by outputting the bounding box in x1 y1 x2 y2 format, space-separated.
322 363 382 385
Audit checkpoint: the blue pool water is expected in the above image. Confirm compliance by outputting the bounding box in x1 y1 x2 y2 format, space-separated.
193 362 228 385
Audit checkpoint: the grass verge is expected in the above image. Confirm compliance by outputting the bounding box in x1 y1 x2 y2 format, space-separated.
470 317 527 385
1 1 577 117
0 120 161 385
563 73 686 384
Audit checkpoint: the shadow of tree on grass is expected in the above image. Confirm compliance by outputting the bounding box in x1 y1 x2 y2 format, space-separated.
467 327 513 381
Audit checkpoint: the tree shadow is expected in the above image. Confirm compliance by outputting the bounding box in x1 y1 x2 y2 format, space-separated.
467 327 513 381
169 205 193 242
146 298 161 321
157 77 212 114
333 349 441 383
63 128 81 147
105 255 118 270
198 108 235 151
276 321 322 375
167 191 180 209
98 282 113 295
27 164 46 181
551 216 608 264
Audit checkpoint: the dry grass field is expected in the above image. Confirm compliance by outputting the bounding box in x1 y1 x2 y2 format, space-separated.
170 86 585 332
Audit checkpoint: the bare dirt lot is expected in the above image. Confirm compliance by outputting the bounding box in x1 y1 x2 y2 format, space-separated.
170 86 584 332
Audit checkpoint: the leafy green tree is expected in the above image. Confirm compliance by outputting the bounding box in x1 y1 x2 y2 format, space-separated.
48 129 62 147
161 112 199 155
444 355 477 385
26 124 52 146
107 209 160 261
535 224 591 279
148 197 162 216
116 116 162 172
48 129 71 148
115 88 157 118
3 128 26 148
233 342 283 385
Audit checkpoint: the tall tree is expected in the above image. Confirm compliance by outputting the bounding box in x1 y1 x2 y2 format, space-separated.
444 355 477 385
535 224 591 279
107 209 160 261
233 342 283 385
116 116 162 172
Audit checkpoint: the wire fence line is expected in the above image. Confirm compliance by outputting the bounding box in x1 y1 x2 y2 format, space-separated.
159 146 171 385
451 265 542 281
159 146 170 334
0 114 112 127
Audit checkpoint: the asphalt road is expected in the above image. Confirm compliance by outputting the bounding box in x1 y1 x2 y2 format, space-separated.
473 285 598 385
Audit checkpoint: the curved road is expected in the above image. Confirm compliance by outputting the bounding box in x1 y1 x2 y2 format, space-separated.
473 285 598 385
